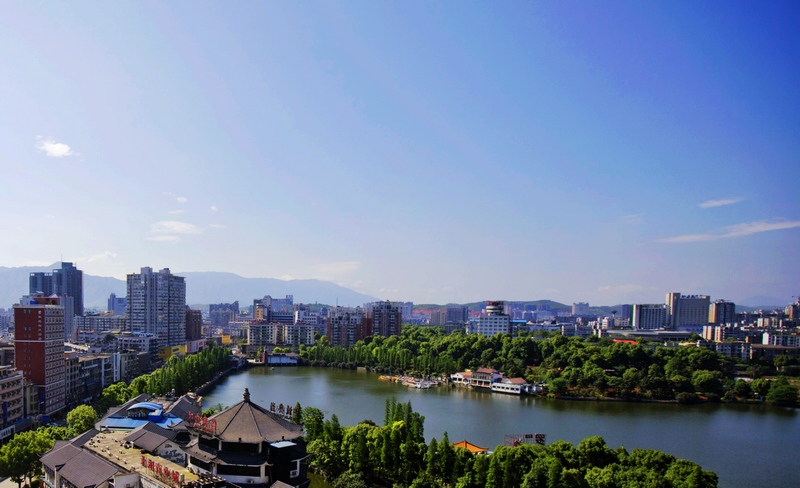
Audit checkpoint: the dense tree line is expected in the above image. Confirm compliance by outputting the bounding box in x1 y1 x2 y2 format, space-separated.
299 327 798 406
302 398 718 488
97 343 231 412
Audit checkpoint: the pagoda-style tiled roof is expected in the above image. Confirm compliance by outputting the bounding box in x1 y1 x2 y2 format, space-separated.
208 388 303 443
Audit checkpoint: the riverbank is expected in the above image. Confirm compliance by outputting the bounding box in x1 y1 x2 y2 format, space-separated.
300 360 795 408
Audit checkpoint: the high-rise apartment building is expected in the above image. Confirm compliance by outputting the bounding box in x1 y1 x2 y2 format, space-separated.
620 305 633 322
396 302 414 319
13 296 66 417
445 305 469 324
209 302 239 328
29 262 84 316
785 299 800 320
572 302 590 316
368 301 403 337
327 307 368 347
709 300 736 325
108 293 127 316
632 304 668 330
126 267 186 348
185 308 203 340
666 293 710 330
0 366 23 429
430 310 446 326
254 295 294 313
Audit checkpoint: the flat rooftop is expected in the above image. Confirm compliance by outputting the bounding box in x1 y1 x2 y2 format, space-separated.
83 430 201 486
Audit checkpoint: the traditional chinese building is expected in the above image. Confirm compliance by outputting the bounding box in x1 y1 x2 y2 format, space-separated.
184 388 309 488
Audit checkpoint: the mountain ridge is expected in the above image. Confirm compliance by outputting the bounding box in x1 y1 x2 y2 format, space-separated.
0 265 790 313
0 265 378 310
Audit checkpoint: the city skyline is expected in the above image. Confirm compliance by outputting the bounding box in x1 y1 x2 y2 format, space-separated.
1 2 798 306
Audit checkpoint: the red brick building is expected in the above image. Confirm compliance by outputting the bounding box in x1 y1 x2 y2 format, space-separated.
13 296 66 417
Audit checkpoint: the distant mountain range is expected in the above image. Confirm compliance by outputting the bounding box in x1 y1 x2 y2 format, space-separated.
0 265 378 310
0 264 790 313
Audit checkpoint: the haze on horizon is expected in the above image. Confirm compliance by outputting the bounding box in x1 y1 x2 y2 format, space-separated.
1 2 798 307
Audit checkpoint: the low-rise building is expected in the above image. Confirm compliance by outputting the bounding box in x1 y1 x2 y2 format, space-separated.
491 377 534 395
763 331 800 348
41 427 227 488
451 368 504 389
712 341 751 361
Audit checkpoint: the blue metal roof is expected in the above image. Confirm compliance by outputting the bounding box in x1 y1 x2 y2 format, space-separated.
99 416 183 430
128 402 163 411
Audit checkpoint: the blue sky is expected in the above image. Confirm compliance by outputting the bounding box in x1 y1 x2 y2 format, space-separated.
1 1 798 306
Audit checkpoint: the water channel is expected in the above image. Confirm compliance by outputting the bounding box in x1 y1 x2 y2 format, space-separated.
202 366 799 488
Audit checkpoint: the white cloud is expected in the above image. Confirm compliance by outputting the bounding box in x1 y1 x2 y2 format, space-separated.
699 198 743 208
210 205 218 212
621 214 644 225
659 219 800 243
147 235 181 243
35 136 74 157
150 220 202 235
277 275 294 281
163 192 187 203
168 209 186 214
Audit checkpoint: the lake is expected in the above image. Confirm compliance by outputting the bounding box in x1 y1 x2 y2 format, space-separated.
202 366 799 488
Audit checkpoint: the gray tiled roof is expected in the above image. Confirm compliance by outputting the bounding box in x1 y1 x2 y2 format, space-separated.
40 443 82 470
183 439 216 463
130 422 179 441
210 395 302 444
126 430 170 452
56 450 121 488
164 396 201 421
70 428 100 447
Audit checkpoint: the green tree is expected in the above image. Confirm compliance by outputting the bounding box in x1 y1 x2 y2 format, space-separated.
732 379 752 399
691 370 723 396
292 402 303 424
97 381 131 413
766 377 798 407
332 470 368 488
577 436 617 469
67 405 99 435
302 407 325 442
751 378 771 398
201 403 226 417
0 430 55 488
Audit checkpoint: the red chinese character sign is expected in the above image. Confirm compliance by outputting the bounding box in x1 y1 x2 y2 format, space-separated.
188 412 216 434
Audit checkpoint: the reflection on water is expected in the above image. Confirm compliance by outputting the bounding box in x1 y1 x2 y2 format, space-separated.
203 366 799 488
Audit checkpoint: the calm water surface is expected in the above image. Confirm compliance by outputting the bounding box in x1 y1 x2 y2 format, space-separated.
203 367 799 488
